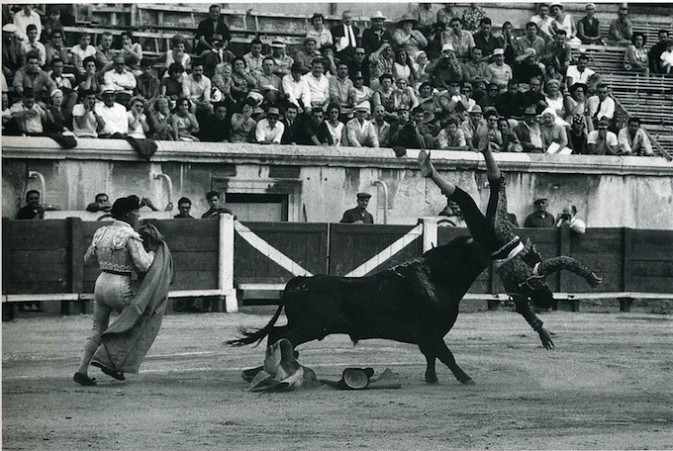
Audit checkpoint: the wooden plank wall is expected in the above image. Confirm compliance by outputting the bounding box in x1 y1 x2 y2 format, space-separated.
627 229 673 293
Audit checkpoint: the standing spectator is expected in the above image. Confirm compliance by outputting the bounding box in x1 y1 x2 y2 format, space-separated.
13 4 42 42
362 11 392 56
306 13 333 48
171 97 200 141
199 102 230 142
624 32 649 74
95 32 117 74
371 104 391 147
340 193 373 224
45 29 69 67
119 31 143 75
195 4 231 55
96 87 128 138
577 3 603 45
71 90 104 138
346 103 379 147
329 62 354 119
282 61 311 113
230 57 257 103
174 197 194 219
331 10 360 63
127 96 150 139
568 114 590 154
437 116 467 149
304 58 329 112
5 88 47 135
540 108 568 150
103 56 137 106
254 106 284 144
136 59 160 102
513 106 544 152
182 60 213 120
294 38 321 74
230 99 257 143
608 5 633 46
393 14 428 61
530 4 553 41
147 95 175 140
617 117 654 156
270 40 293 77
86 193 112 213
19 24 46 67
17 190 44 220
13 51 56 101
524 198 555 228
203 34 235 79
472 18 500 61
160 62 185 103
514 22 545 82
243 38 265 77
201 191 233 218
587 118 618 155
441 18 474 62
484 48 512 92
550 3 580 46
565 53 595 86
555 205 586 234
586 83 615 129
649 30 671 74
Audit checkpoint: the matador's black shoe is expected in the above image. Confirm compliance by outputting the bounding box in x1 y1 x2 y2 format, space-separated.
73 372 97 386
92 362 125 381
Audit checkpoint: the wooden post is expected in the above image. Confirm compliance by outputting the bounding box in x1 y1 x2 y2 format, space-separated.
2 218 15 321
556 225 571 310
619 297 632 312
622 227 632 292
219 214 238 312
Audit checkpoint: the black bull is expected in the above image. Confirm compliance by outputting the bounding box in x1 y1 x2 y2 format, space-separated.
228 236 495 384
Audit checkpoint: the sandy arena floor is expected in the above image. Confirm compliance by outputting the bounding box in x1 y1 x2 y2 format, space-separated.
3 307 673 450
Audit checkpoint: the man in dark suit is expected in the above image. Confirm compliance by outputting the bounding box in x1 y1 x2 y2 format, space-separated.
340 192 374 224
331 10 360 64
280 104 302 144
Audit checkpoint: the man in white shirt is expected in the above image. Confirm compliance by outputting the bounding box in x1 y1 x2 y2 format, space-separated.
586 83 615 128
182 60 213 119
617 117 654 156
555 206 586 234
13 4 42 41
103 56 137 105
304 58 329 111
530 4 553 40
6 88 47 135
587 119 618 155
282 62 311 113
255 107 285 144
96 87 128 137
72 90 105 138
331 10 359 63
346 103 379 147
243 38 265 76
329 62 354 118
565 54 596 86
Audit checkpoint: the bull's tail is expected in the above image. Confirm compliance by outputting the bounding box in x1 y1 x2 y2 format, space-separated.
225 301 285 347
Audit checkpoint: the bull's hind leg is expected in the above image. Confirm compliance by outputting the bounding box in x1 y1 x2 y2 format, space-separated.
434 340 474 385
419 344 438 384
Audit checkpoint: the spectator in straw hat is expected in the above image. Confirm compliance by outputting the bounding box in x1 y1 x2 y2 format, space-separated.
362 11 392 56
393 13 428 61
270 40 293 77
254 106 284 144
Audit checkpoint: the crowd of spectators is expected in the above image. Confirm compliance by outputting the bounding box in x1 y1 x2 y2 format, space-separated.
2 3 668 157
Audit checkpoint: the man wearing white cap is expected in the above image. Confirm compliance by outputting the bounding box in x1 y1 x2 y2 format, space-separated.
3 24 22 78
255 106 285 144
485 48 512 92
346 103 379 147
425 43 463 90
96 86 128 137
362 11 392 55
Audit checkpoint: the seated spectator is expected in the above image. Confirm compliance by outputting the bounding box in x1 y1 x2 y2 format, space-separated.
392 48 416 85
392 78 419 112
71 90 104 138
649 30 671 74
440 17 473 62
348 47 371 86
624 33 649 74
425 44 463 91
586 83 615 129
304 58 330 111
331 10 360 63
195 4 231 55
147 95 175 140
174 197 194 219
577 3 603 45
97 87 128 138
42 7 64 45
540 108 568 151
76 56 101 95
495 79 524 119
617 117 654 156
478 82 500 110
94 32 116 74
498 117 522 152
136 59 160 102
555 205 586 234
513 106 544 153
587 119 618 155
230 99 257 143
182 59 213 120
521 76 546 111
322 103 347 146
608 5 633 46
47 57 77 113
294 38 321 74
473 18 500 61
86 193 112 213
371 104 391 147
416 81 440 114
514 22 545 82
282 61 311 114
162 34 191 77
307 13 333 48
566 53 595 87
13 51 56 102
197 101 230 142
270 40 293 77
201 190 233 219
462 47 489 82
348 71 374 113
255 106 284 144
372 74 396 122
549 3 580 46
346 103 379 147
484 48 512 92
369 42 395 87
544 29 571 75
474 109 503 152
412 3 435 37
19 24 46 67
568 114 590 154
45 88 70 132
563 82 589 125
13 4 42 42
524 198 555 228
4 88 47 135
203 34 235 79
437 117 467 149
160 62 185 103
244 38 265 77
103 56 137 106
362 11 392 56
499 21 517 67
17 190 44 220
171 96 199 141
319 43 338 77
413 51 432 86
544 78 565 119
295 107 329 145
460 104 486 149
256 56 282 106
231 57 258 104
530 4 554 41
3 24 23 82
436 4 456 29
280 103 301 144
69 32 97 78
119 31 143 75
393 14 428 61
389 104 425 149
211 62 234 103
127 96 150 139
660 39 673 74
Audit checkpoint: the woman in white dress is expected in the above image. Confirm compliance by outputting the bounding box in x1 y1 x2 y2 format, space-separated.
550 3 581 46
323 103 346 146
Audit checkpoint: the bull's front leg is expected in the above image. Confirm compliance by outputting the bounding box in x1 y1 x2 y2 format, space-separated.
419 344 438 384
